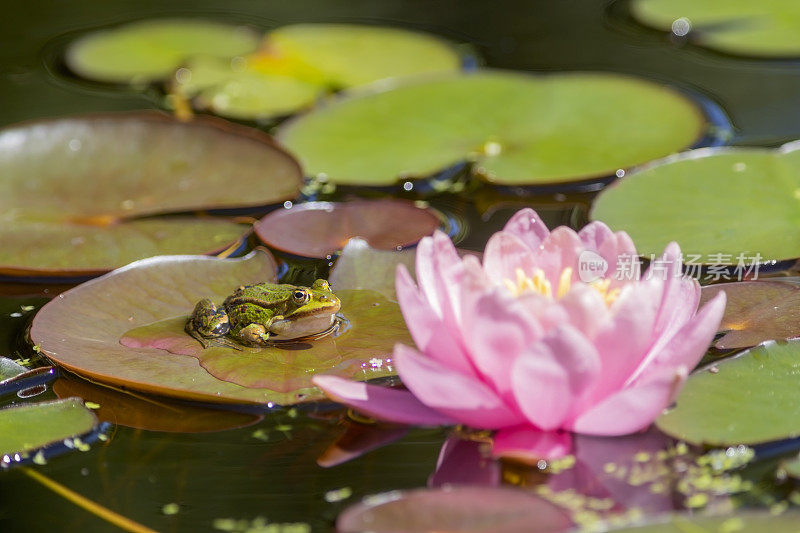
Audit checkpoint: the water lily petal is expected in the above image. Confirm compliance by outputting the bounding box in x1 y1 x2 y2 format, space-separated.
598 230 640 289
502 208 550 251
568 367 686 436
312 375 456 426
396 265 475 375
631 291 726 386
558 284 610 340
538 226 585 287
578 220 615 250
461 290 542 401
394 343 524 429
645 242 701 360
511 325 601 430
585 280 661 402
492 426 573 461
483 231 538 286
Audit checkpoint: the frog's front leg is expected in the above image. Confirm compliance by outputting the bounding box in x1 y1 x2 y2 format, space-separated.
236 317 280 346
186 298 231 348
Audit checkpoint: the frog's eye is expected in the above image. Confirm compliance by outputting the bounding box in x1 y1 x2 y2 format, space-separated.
292 289 310 304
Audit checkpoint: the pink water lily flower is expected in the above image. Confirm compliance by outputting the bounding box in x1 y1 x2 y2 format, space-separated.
314 209 726 459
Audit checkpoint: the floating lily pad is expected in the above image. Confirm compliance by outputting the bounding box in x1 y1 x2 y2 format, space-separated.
591 144 800 262
53 375 262 433
31 250 406 405
174 24 462 120
631 0 800 57
254 200 440 259
607 512 800 532
657 341 800 445
277 70 706 187
336 487 573 533
30 250 283 405
701 281 800 349
0 112 302 275
0 398 97 457
65 19 260 84
121 289 405 399
328 238 417 302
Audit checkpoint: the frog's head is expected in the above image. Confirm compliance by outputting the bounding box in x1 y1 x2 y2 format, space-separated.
270 279 341 339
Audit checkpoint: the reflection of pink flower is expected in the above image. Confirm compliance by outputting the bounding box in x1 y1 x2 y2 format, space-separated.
314 208 725 459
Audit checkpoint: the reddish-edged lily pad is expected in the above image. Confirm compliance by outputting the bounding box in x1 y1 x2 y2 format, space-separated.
701 281 800 349
0 112 302 275
31 250 282 405
121 289 405 401
254 200 440 259
31 249 407 406
336 486 573 533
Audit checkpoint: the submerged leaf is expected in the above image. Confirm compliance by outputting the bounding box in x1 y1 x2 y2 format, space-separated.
121 289 406 403
336 486 573 533
591 144 800 262
0 398 97 457
65 19 260 84
53 375 262 433
0 112 302 274
657 341 800 445
278 70 706 187
701 281 800 349
254 200 439 259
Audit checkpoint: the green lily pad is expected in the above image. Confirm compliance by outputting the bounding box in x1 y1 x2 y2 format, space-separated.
254 200 440 259
606 512 800 532
657 341 800 445
0 398 97 457
591 144 800 262
336 487 573 533
30 250 284 405
65 19 260 84
631 0 800 57
0 112 302 275
277 70 706 187
701 281 800 349
174 24 462 120
121 289 405 400
779 454 800 480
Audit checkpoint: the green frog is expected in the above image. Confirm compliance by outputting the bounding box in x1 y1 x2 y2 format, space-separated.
185 279 341 349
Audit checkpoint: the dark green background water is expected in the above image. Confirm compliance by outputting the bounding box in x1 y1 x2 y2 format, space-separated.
2 0 800 531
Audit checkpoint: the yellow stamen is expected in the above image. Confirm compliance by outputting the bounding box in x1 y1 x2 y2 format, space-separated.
502 266 621 307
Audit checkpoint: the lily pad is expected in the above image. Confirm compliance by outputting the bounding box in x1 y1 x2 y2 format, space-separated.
0 112 302 275
174 24 462 120
606 512 800 532
701 281 800 349
31 250 406 405
254 200 440 259
0 357 27 381
0 397 97 457
53 375 262 433
30 250 283 405
336 487 573 533
631 0 800 57
591 144 800 262
657 341 800 445
65 19 260 84
328 238 417 302
277 70 707 187
121 289 405 399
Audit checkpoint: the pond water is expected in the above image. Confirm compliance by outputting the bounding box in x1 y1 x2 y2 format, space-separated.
3 0 800 531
